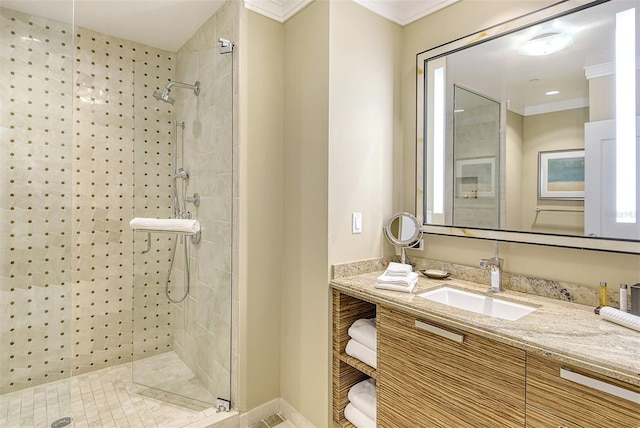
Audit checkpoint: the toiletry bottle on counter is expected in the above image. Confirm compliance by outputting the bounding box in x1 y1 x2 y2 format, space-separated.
631 284 640 316
620 284 628 312
599 281 608 307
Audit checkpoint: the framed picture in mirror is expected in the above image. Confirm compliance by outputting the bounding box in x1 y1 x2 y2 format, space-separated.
538 149 585 200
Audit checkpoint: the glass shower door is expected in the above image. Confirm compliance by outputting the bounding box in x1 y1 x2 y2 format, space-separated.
131 35 233 406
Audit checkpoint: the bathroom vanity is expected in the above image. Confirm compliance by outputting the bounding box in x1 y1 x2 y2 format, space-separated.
331 267 640 427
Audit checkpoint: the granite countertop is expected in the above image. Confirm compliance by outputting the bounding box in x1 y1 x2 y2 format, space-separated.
330 271 640 387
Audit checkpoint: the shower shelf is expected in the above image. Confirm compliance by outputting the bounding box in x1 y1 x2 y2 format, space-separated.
129 218 202 253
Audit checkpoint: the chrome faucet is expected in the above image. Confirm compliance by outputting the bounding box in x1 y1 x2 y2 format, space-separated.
480 242 503 292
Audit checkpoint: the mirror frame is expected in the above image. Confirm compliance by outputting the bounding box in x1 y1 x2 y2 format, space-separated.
415 0 640 254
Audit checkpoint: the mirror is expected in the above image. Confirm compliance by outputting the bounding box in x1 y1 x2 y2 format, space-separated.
384 212 423 264
416 0 640 254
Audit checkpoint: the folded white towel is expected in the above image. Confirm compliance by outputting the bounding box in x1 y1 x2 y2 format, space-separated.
376 271 419 286
348 318 376 351
375 280 417 293
129 217 200 235
600 306 640 332
348 378 376 422
345 402 375 428
384 262 413 276
345 339 377 369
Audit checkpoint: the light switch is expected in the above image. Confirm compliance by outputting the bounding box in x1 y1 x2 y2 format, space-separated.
352 212 362 234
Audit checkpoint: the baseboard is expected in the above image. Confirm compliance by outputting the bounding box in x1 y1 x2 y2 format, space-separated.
238 397 314 428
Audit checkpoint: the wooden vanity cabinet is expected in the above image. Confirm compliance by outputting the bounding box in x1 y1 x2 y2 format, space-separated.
377 306 526 427
526 353 640 427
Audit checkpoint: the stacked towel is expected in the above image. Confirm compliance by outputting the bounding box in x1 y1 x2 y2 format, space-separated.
344 378 376 428
376 262 418 292
345 317 377 368
348 318 376 351
345 339 376 369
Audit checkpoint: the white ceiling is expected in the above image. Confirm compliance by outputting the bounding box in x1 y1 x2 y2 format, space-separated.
2 0 459 51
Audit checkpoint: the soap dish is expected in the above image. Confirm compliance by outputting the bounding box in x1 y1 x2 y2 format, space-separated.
421 269 451 279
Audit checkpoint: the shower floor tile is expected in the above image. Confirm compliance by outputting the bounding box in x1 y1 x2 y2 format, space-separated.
0 352 232 428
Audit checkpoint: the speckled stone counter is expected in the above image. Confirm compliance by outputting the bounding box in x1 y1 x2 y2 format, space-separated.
330 266 640 387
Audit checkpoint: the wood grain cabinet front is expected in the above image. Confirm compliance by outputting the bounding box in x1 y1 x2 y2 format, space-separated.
377 306 526 427
526 353 640 427
525 405 581 428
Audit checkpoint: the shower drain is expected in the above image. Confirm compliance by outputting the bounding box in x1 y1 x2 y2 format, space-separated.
51 417 73 428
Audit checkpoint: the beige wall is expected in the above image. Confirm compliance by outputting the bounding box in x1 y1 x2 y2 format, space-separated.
238 7 284 412
403 1 639 292
327 0 402 265
521 108 588 235
281 1 330 425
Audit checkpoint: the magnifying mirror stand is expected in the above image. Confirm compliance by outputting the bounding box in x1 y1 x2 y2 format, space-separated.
384 212 423 268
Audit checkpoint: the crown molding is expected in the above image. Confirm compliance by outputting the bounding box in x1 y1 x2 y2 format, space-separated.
244 0 459 25
352 0 459 26
243 0 313 22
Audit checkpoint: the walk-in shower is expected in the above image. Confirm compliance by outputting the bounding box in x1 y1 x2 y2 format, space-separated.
1 1 236 426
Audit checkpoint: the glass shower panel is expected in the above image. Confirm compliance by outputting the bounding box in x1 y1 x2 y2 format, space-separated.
452 86 501 229
0 2 74 425
131 38 233 405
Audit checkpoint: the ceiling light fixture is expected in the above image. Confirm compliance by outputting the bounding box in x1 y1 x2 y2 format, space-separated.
545 90 560 96
519 32 573 56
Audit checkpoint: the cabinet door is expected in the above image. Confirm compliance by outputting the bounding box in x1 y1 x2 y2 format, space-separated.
377 306 526 427
526 405 580 428
527 353 640 427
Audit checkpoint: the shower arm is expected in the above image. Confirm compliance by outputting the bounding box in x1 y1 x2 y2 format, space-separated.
165 81 200 96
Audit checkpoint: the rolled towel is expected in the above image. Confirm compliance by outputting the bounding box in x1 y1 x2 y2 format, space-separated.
384 262 413 277
344 402 375 428
348 378 376 422
129 217 200 235
348 318 376 351
345 339 377 369
600 306 640 332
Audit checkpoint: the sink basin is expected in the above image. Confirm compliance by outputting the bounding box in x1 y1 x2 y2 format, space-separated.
417 287 536 321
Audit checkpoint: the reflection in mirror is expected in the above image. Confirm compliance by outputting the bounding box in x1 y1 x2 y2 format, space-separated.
417 0 640 253
384 212 423 264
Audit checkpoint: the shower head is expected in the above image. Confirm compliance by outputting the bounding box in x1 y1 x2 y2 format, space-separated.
153 89 175 105
153 80 200 105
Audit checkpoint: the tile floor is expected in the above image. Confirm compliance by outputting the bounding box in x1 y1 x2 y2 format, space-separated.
0 352 233 428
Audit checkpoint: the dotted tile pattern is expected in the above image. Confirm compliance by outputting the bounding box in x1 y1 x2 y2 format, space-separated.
1 6 75 394
0 7 177 394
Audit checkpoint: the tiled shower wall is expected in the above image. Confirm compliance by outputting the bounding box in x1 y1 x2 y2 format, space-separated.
0 6 177 394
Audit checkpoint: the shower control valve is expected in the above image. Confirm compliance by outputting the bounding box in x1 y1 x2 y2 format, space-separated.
185 193 200 207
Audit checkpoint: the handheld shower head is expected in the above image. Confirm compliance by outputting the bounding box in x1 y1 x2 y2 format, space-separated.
173 168 189 180
153 89 175 105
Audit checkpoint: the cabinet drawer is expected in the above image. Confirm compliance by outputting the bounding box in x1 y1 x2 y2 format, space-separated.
527 353 640 427
378 306 525 427
526 405 580 428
